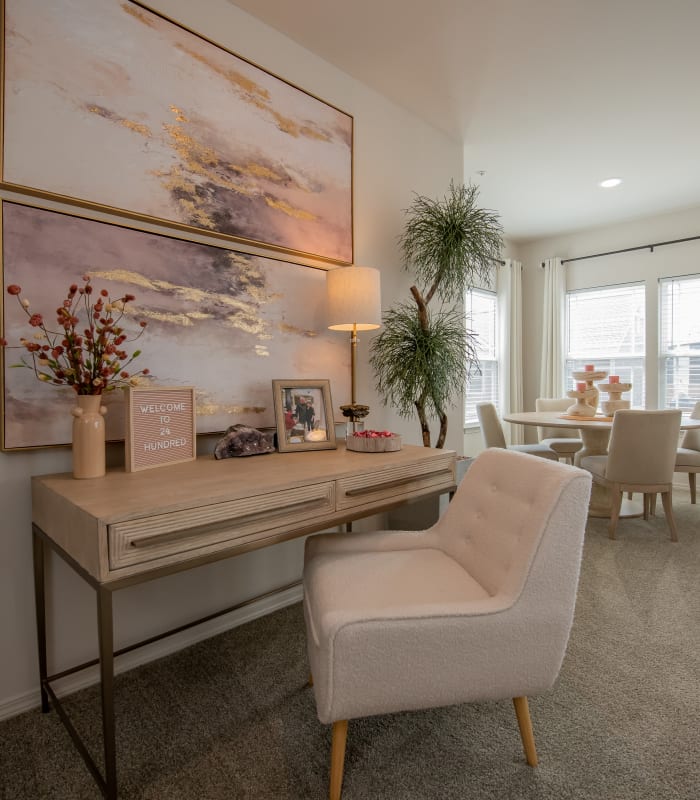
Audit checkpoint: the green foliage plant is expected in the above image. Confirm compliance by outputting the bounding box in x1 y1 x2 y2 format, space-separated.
370 181 503 448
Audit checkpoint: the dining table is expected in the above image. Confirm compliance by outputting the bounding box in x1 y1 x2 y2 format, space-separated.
502 410 700 518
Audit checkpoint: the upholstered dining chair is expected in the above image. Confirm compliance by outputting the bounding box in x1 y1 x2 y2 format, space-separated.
476 402 558 459
675 400 700 504
535 397 583 464
302 449 592 800
579 409 682 541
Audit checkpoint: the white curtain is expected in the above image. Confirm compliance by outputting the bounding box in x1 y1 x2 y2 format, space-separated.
497 259 524 444
539 257 566 399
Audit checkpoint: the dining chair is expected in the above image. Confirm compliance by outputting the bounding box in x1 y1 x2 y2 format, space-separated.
476 402 558 459
579 409 682 540
535 397 583 464
302 448 592 800
675 400 700 504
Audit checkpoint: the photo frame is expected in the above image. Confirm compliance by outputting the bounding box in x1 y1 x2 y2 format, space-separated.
1 200 351 450
2 0 353 264
272 379 336 452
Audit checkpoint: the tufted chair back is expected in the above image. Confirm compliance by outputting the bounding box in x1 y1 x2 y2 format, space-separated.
430 448 589 600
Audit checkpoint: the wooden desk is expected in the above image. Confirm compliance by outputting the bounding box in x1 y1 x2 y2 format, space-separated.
32 444 456 799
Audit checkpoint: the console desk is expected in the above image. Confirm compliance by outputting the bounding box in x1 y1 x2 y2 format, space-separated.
31 443 456 799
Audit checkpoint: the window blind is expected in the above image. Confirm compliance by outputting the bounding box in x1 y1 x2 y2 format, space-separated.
659 274 700 410
464 289 498 425
565 283 646 406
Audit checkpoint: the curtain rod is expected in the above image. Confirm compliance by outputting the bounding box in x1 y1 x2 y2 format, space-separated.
539 234 700 267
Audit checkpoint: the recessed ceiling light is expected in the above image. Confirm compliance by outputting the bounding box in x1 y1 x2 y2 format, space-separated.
599 177 622 188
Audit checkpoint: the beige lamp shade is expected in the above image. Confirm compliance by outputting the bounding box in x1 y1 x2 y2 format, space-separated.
326 266 382 331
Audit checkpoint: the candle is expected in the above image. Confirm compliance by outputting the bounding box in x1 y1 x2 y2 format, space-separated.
609 375 620 383
576 382 586 392
584 364 594 372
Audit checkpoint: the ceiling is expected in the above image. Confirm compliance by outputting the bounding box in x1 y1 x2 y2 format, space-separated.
229 0 700 242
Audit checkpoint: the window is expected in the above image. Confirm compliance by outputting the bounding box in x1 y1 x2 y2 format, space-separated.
565 283 646 407
464 288 498 425
659 273 700 410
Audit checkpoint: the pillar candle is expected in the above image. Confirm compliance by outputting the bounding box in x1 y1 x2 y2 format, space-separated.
576 382 586 392
584 364 594 371
609 375 620 383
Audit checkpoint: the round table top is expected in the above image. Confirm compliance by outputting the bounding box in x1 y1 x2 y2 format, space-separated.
503 410 700 430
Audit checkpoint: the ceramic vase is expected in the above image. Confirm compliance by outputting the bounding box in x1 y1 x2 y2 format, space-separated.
71 395 107 479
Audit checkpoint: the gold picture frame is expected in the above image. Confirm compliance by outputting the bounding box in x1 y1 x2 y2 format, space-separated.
272 379 336 452
1 0 353 264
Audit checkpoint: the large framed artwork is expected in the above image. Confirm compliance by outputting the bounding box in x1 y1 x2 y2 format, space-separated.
0 201 351 450
1 0 353 264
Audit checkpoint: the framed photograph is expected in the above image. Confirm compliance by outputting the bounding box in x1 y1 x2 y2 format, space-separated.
2 0 353 264
1 200 350 450
124 386 197 472
272 379 336 452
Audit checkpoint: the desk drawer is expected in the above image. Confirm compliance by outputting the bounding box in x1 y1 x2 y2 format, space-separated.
336 455 454 511
108 481 334 571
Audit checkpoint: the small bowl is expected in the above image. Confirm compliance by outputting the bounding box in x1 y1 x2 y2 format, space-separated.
346 433 402 453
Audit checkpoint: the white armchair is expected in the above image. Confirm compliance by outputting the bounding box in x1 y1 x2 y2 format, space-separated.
302 449 592 800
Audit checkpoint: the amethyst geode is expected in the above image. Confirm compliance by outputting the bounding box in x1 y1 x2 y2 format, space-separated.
214 424 275 459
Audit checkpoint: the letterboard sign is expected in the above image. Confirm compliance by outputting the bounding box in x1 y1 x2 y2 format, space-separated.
125 386 197 472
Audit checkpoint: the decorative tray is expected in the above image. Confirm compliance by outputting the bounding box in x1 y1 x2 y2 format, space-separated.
346 431 402 452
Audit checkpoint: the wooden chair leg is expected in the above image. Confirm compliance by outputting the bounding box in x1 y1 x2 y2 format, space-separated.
650 493 657 516
643 493 650 520
690 473 697 504
330 720 348 800
309 673 314 687
608 487 623 540
660 491 678 543
512 697 538 767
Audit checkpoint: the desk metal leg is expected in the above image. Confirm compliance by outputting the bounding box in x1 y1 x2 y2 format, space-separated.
32 527 50 714
97 587 118 800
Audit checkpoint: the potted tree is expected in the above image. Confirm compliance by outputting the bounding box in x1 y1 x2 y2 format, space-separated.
370 181 503 448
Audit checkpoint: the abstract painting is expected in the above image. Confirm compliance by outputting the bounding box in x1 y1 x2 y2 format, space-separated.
1 202 351 450
2 0 353 264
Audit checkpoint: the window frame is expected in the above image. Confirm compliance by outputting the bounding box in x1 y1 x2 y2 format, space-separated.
564 281 646 406
464 286 499 427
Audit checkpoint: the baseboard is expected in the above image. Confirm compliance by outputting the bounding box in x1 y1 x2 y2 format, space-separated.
0 583 303 722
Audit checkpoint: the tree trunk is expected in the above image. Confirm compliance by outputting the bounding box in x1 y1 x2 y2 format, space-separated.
409 285 429 330
415 399 431 447
435 406 448 449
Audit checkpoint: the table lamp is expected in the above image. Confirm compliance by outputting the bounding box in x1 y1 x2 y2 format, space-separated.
326 265 382 429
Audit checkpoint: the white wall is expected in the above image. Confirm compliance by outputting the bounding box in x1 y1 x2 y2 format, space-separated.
0 0 464 716
517 205 700 439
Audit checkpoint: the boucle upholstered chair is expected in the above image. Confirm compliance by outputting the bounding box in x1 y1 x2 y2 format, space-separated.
476 402 558 460
535 397 584 464
303 449 592 800
580 409 682 541
675 400 700 503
